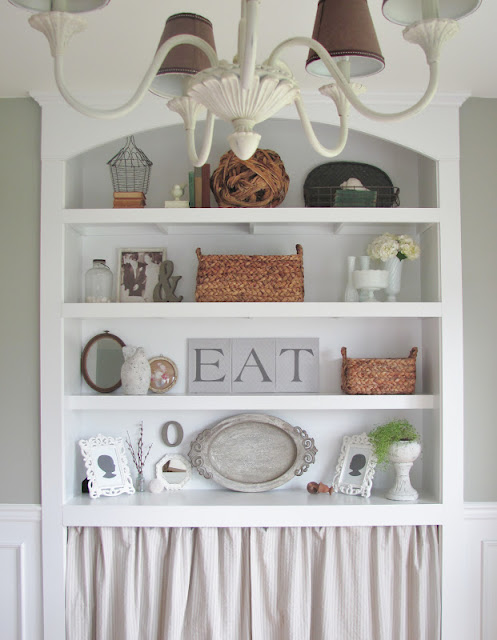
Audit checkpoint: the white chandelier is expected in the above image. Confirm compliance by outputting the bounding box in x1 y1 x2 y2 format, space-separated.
10 0 481 165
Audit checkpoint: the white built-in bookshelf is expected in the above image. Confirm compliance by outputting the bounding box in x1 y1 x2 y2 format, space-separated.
37 93 464 639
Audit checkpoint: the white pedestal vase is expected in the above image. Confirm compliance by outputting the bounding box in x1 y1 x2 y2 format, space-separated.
384 256 403 302
352 269 388 302
385 440 421 501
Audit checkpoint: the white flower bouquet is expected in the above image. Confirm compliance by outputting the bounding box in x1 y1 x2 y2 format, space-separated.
368 232 420 262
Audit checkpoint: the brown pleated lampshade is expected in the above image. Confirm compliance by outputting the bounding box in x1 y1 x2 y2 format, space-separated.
306 0 385 79
382 0 481 25
8 0 110 11
149 13 216 98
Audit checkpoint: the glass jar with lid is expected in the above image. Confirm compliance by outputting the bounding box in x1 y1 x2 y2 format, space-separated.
85 259 113 302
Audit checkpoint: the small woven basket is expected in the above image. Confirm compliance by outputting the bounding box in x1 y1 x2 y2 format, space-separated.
341 347 418 395
210 149 289 208
195 245 304 302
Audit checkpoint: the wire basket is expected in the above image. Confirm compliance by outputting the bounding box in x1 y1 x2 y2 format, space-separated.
304 161 400 207
107 135 153 194
305 185 399 208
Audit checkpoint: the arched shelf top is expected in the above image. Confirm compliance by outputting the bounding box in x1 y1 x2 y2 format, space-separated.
34 91 465 163
65 116 440 209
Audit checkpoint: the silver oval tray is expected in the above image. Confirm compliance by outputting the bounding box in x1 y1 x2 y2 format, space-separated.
188 413 317 492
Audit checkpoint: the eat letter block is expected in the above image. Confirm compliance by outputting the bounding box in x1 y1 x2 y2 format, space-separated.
188 338 319 394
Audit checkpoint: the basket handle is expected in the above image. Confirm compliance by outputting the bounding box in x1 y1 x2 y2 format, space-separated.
296 244 303 255
409 347 418 359
196 248 202 259
341 347 347 361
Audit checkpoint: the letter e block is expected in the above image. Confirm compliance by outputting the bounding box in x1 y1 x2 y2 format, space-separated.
188 339 231 394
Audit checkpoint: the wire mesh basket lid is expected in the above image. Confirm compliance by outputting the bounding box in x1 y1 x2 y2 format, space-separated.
303 161 399 207
107 135 153 194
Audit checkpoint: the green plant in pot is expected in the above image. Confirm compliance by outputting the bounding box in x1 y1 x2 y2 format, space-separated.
368 419 421 501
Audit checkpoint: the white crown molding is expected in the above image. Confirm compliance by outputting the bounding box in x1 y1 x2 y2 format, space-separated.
29 90 167 110
464 502 497 521
274 90 470 109
0 505 41 522
30 89 471 109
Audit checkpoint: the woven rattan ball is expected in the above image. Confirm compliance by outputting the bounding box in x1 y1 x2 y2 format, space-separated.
210 149 289 208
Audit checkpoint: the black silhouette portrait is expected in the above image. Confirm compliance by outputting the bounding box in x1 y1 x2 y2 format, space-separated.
348 453 366 477
97 454 116 478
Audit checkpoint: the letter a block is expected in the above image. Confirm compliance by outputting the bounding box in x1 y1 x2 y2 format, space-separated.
232 338 276 393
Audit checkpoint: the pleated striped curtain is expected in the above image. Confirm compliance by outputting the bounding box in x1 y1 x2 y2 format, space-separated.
66 525 440 640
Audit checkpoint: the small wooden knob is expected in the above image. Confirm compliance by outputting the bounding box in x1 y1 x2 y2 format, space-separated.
307 481 333 495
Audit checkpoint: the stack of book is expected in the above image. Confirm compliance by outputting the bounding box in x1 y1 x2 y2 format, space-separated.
189 164 211 208
113 191 146 208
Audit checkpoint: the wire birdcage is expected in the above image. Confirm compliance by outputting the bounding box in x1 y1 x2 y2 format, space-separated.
107 135 153 194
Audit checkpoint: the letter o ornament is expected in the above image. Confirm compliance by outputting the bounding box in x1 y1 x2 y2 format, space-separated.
161 421 184 447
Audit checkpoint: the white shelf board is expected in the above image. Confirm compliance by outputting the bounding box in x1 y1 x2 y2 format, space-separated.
62 207 441 236
63 490 444 528
63 301 442 319
65 393 435 411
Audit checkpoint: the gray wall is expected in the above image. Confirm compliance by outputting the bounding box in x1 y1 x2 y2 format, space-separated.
460 98 497 500
0 97 494 504
0 98 41 504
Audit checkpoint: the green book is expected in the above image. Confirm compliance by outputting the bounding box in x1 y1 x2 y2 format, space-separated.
188 170 195 208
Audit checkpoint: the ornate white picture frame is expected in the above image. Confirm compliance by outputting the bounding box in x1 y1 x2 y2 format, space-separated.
332 432 377 498
79 434 135 498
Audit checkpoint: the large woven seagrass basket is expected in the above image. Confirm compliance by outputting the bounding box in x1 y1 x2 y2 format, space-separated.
195 244 304 302
341 347 418 395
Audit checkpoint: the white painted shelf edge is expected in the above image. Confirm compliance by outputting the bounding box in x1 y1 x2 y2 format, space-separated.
63 490 444 528
65 393 436 411
63 301 442 318
62 207 441 224
63 207 441 236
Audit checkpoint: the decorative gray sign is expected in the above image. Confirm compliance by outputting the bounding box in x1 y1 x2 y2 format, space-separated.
188 339 231 394
232 338 276 393
275 338 319 393
188 338 319 394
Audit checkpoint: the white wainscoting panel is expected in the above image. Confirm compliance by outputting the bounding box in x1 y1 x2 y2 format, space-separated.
0 505 42 640
464 503 497 640
482 541 497 640
0 543 23 639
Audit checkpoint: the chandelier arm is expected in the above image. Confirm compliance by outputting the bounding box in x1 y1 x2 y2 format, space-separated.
294 95 349 158
51 33 218 120
185 111 216 168
268 36 441 122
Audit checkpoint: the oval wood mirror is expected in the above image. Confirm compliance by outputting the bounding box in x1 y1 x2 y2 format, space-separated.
81 331 126 393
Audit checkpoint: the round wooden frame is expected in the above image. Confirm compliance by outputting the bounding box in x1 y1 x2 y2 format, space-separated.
148 356 178 394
